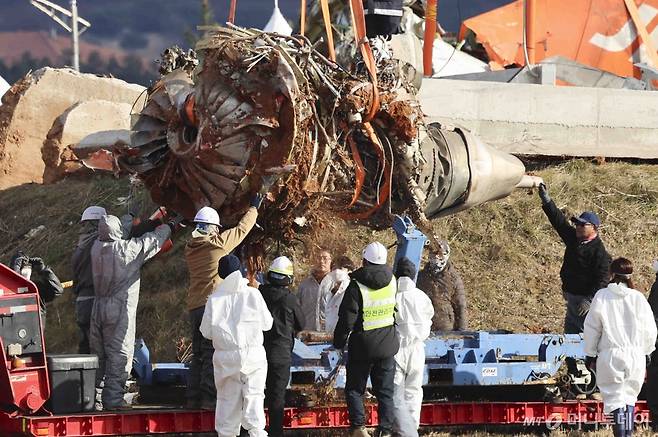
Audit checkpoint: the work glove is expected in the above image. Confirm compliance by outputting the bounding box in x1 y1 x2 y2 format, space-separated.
250 193 264 209
166 213 185 233
577 299 591 317
29 257 46 272
538 183 551 204
585 356 597 373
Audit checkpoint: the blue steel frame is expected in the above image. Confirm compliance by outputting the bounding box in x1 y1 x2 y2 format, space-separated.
133 339 188 386
289 332 586 389
392 214 428 280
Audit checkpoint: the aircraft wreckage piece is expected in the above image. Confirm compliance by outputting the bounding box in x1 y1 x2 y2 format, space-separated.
125 26 536 237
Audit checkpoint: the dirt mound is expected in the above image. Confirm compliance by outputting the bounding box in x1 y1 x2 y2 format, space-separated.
0 68 145 189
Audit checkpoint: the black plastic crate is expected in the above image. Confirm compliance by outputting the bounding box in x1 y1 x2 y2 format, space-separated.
46 354 98 414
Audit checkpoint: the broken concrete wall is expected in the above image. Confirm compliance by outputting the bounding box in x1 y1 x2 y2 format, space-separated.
0 68 145 189
418 78 658 159
42 100 133 183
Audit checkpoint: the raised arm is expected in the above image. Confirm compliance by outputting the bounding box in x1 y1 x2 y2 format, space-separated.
538 184 575 244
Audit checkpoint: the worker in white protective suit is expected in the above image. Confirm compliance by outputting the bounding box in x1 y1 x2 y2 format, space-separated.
200 254 273 437
583 257 657 437
90 214 172 411
318 255 355 333
392 257 434 437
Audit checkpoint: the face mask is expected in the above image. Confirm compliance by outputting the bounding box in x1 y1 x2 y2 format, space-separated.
429 254 449 274
194 223 212 234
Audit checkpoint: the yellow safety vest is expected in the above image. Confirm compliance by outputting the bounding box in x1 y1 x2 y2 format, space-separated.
357 278 397 331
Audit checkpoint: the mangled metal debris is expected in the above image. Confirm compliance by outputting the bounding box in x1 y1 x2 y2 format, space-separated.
124 25 534 244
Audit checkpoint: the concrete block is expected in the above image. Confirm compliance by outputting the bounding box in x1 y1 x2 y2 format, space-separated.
0 67 145 189
43 100 133 183
418 78 658 159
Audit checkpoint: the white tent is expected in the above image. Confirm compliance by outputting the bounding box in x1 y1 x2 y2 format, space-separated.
0 75 10 105
263 0 292 36
431 39 490 78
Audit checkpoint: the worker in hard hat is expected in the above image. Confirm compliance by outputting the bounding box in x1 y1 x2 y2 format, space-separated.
364 0 403 38
200 254 273 437
416 241 467 331
318 255 356 334
583 257 657 437
334 241 399 437
297 249 332 331
71 205 106 354
392 257 433 437
89 215 172 411
259 256 304 437
646 260 658 431
185 194 263 410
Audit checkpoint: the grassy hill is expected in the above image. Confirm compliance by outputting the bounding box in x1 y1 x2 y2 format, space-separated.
1 160 657 363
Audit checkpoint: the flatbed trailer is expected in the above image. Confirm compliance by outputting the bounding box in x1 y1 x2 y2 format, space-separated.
0 401 650 436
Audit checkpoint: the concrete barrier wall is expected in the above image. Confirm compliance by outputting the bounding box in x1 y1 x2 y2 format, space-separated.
417 78 658 159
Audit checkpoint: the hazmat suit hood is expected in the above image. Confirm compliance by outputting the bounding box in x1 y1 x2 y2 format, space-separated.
607 282 631 297
98 215 124 242
77 220 99 247
397 276 417 293
213 270 248 296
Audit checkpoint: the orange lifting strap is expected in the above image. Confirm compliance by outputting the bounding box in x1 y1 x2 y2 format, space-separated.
320 0 337 61
423 0 438 76
228 0 237 24
300 0 307 36
348 0 380 122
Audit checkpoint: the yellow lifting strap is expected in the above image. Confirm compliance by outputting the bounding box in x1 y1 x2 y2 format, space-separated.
320 0 337 62
624 0 658 69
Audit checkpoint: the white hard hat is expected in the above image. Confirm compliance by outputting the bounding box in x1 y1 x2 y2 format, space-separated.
81 206 106 222
363 242 387 265
269 256 294 276
193 206 220 226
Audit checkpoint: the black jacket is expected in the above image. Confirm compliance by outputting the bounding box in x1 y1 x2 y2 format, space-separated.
260 283 304 363
542 199 611 297
9 253 63 314
365 0 403 16
333 263 399 361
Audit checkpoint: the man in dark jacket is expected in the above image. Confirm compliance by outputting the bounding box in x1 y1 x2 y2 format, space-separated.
417 240 467 331
364 0 403 38
538 183 611 334
10 251 63 328
334 242 399 437
260 256 304 437
647 262 658 431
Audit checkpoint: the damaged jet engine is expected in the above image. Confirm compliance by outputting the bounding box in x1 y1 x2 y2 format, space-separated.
124 26 536 240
